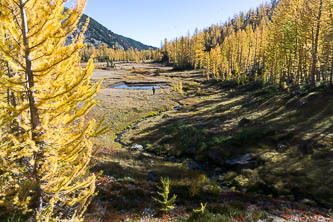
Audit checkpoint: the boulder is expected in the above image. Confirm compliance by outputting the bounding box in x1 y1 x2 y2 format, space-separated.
130 144 144 151
226 153 254 165
225 153 257 168
276 143 288 152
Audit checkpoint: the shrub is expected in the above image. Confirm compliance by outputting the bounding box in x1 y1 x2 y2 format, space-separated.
188 171 208 197
207 202 247 218
193 202 207 215
152 177 177 213
228 127 275 146
203 177 223 195
179 125 206 150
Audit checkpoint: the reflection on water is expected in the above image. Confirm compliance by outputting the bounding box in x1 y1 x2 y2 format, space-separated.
114 84 161 90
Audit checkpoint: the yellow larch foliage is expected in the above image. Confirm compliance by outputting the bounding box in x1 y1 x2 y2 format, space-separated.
163 0 333 89
0 0 106 220
80 43 162 63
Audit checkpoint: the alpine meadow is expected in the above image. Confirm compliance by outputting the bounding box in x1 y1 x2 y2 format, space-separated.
0 0 332 221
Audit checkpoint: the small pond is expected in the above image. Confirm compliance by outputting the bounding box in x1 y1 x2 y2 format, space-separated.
113 84 161 90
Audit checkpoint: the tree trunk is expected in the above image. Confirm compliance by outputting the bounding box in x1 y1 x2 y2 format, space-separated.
311 0 323 87
19 0 42 211
330 51 333 88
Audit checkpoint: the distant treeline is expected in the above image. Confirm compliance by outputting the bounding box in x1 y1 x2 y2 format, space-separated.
80 44 162 64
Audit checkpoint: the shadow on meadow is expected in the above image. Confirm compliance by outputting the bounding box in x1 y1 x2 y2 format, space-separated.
81 63 333 221
122 80 333 208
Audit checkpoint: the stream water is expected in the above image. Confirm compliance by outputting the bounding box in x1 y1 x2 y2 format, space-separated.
114 102 183 145
113 101 230 182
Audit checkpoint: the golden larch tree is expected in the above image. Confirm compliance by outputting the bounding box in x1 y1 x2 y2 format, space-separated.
0 0 105 220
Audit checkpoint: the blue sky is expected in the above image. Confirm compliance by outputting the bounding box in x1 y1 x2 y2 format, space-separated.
65 0 267 47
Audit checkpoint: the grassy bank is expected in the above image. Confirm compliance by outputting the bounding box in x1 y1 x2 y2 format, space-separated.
85 62 332 221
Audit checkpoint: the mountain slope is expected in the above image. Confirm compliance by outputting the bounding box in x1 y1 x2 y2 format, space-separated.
70 14 155 50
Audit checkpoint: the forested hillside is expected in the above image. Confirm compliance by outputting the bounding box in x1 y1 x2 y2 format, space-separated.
162 0 333 90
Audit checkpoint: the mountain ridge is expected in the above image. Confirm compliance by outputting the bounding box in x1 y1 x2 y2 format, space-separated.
68 13 156 50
